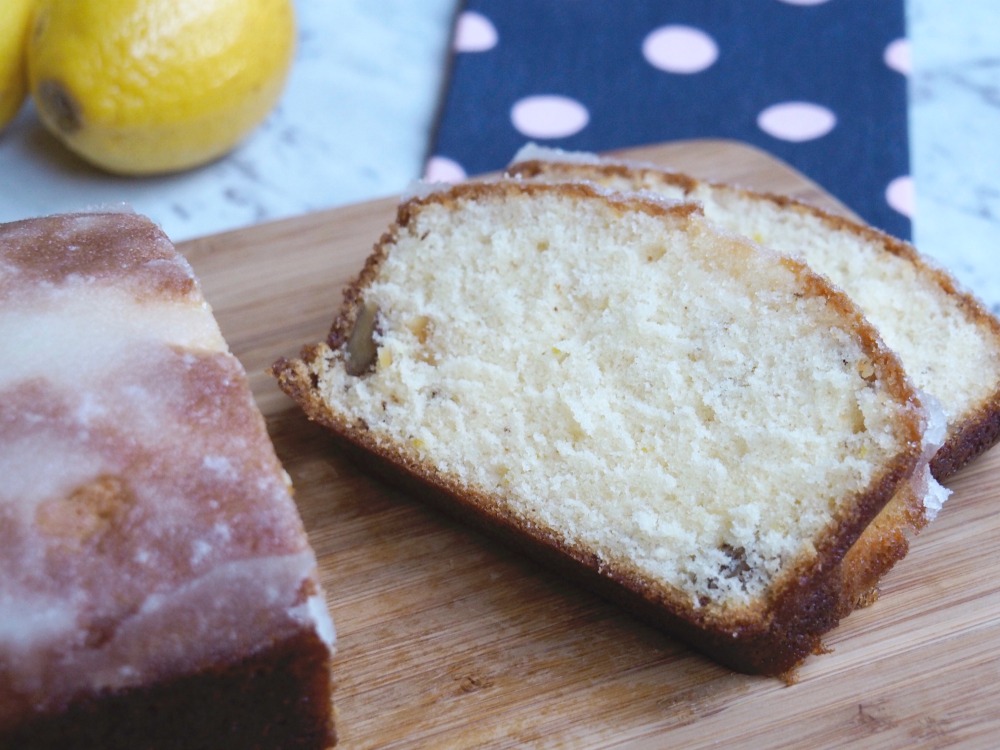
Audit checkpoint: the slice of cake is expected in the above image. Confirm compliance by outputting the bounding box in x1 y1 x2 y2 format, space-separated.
0 212 335 749
272 180 933 675
507 147 993 611
508 146 1000 481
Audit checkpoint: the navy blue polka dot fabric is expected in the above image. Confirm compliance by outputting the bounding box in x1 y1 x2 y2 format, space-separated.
427 0 911 239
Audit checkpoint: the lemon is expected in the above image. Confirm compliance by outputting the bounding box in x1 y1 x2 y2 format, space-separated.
26 0 295 175
0 0 35 132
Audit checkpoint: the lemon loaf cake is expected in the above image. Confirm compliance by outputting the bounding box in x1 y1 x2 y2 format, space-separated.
0 213 335 749
508 146 1000 481
273 181 931 675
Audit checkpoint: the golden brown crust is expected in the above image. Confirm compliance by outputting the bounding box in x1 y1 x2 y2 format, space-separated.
932 391 1000 478
0 631 334 750
272 181 926 676
404 178 701 223
837 485 926 613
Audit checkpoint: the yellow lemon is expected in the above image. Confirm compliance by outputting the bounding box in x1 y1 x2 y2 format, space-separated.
26 0 295 175
0 0 35 131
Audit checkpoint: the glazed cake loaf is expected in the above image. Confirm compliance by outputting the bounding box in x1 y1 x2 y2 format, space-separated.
273 181 930 675
0 213 335 749
508 146 1000 481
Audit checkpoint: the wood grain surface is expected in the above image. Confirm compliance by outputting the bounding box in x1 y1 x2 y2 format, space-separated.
179 140 1000 749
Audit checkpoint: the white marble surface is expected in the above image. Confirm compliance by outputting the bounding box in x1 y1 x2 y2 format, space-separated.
0 0 997 313
0 1 457 239
908 0 1000 312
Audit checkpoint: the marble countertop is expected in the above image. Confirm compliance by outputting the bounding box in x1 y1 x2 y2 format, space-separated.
1 0 997 313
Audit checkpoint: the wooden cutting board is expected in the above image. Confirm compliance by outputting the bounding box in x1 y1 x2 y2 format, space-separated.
179 140 1000 749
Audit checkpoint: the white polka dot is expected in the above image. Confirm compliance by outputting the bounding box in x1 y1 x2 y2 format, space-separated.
642 25 719 74
776 0 831 5
886 175 914 218
423 155 467 183
757 101 837 142
884 38 911 76
453 11 498 53
511 95 589 140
